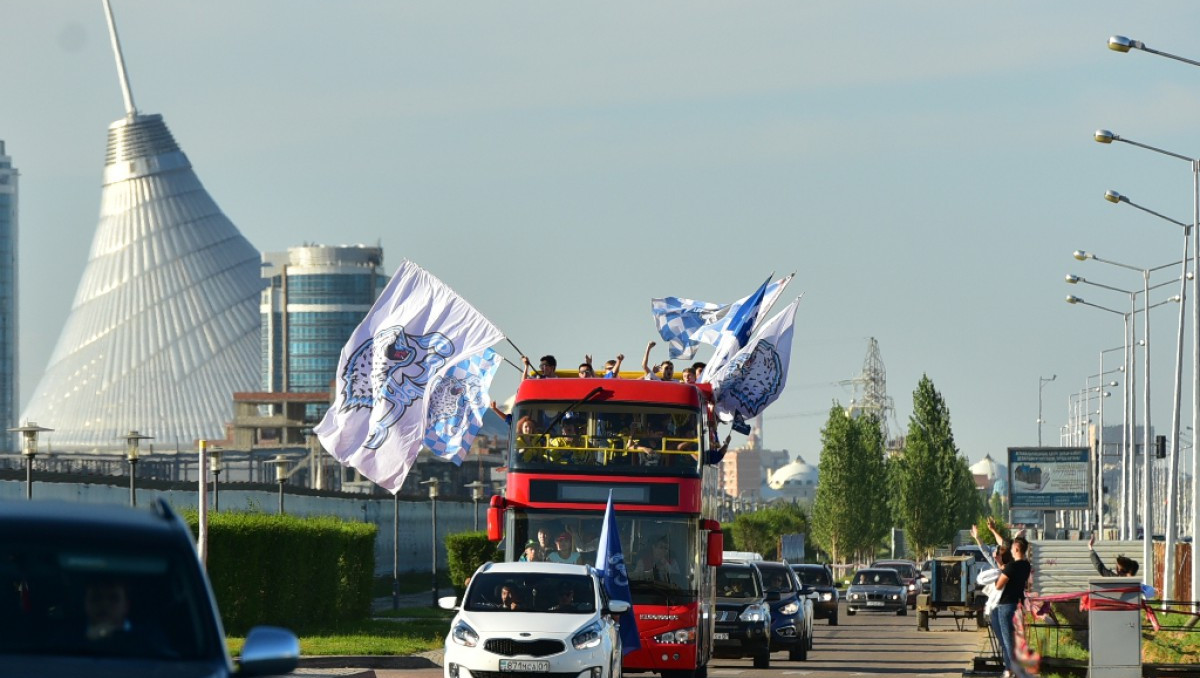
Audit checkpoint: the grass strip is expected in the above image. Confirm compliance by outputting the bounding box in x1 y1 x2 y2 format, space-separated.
228 618 447 656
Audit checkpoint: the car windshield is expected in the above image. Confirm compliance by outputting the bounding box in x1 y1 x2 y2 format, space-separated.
875 563 916 578
509 510 698 606
510 402 701 476
756 566 795 593
854 570 900 586
792 567 831 586
0 539 222 660
717 567 759 599
465 572 597 614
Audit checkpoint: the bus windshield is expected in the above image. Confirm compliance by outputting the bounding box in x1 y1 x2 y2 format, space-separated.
510 402 701 476
510 510 699 605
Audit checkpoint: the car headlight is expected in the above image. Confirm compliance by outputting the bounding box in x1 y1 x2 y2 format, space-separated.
654 627 697 644
821 592 833 601
739 604 769 622
908 583 916 591
573 621 604 650
890 594 900 601
451 621 478 647
779 601 799 616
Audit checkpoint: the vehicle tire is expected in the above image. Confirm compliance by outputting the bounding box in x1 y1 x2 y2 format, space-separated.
917 610 929 631
689 665 707 678
828 612 838 626
897 607 907 616
846 607 855 616
753 648 770 669
789 639 807 661
976 609 987 628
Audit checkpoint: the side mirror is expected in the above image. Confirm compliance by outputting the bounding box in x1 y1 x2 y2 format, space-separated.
487 496 504 542
238 626 300 677
706 531 724 566
608 600 630 615
438 596 459 610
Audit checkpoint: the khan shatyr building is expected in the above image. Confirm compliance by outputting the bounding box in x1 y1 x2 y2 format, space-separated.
19 3 263 450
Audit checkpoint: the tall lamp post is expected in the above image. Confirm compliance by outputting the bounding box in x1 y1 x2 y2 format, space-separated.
121 430 153 506
1097 346 1126 534
8 422 52 500
1107 34 1200 606
1065 288 1179 546
208 446 223 512
465 481 486 531
1038 375 1056 446
420 478 440 607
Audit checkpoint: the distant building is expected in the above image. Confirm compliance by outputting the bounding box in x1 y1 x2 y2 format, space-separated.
765 455 819 503
0 141 16 451
260 244 389 421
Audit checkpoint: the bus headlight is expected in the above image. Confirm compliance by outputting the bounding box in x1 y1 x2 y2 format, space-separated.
654 627 697 644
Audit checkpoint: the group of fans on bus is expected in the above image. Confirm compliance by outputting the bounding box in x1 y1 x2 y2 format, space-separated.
519 341 707 383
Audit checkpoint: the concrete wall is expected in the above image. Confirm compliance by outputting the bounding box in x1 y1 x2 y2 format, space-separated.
0 477 484 577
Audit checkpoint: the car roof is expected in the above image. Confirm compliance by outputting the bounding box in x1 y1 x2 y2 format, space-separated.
718 561 757 571
857 568 900 574
790 563 828 570
477 561 593 576
873 560 916 567
0 499 190 543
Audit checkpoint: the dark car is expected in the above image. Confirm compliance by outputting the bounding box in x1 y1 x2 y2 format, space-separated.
790 563 838 625
714 562 771 668
845 568 907 616
753 561 811 661
870 559 921 608
0 499 299 677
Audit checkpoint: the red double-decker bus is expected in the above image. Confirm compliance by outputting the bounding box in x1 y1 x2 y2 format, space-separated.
487 376 724 678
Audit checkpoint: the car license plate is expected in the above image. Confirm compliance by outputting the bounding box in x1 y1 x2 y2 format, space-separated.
713 632 729 640
867 601 884 607
500 660 550 672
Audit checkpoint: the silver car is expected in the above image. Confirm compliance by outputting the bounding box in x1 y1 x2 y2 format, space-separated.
845 568 908 616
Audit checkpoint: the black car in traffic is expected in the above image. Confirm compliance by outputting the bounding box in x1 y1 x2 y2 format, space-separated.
790 563 839 625
713 561 771 668
0 499 299 678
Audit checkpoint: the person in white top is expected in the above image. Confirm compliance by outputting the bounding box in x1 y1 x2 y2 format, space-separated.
546 532 582 564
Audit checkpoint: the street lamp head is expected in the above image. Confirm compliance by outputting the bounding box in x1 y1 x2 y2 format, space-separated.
1108 35 1138 53
1066 295 1083 304
1094 129 1116 144
1108 380 1118 387
1073 250 1093 261
120 429 153 463
464 480 486 501
9 422 53 458
207 446 223 474
1105 189 1126 204
268 454 289 483
1065 274 1081 284
420 477 440 499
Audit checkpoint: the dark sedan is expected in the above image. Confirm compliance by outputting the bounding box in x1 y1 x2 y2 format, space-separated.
791 563 838 625
845 568 907 616
713 562 771 668
871 559 921 608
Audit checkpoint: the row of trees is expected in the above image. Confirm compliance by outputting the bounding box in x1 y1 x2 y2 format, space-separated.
811 374 984 562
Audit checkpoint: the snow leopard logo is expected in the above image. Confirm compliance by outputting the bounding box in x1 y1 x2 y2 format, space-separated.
425 370 485 439
338 325 454 448
712 340 783 417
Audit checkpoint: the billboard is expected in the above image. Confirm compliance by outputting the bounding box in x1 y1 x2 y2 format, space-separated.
1007 447 1090 510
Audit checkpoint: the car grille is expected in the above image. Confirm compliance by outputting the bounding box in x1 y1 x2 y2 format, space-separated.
866 593 891 601
484 638 565 657
472 673 578 678
716 610 738 622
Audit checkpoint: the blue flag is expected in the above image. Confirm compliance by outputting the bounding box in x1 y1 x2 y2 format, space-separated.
594 492 640 653
724 275 771 349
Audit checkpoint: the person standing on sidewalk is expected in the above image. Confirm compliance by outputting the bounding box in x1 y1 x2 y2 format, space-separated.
992 536 1031 678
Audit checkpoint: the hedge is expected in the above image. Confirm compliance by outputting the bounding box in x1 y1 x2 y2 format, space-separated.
184 511 376 634
447 531 501 598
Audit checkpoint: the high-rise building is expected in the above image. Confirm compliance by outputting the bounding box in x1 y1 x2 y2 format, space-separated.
0 141 17 451
260 245 388 411
19 5 264 450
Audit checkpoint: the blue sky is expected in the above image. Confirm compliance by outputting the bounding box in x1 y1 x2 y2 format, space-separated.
6 1 1200 469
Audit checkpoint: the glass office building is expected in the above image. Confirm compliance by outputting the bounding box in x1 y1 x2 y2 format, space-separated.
260 245 388 416
0 142 16 452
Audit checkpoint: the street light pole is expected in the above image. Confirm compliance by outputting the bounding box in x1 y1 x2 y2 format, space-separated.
208 446 223 512
1098 347 1125 534
420 478 440 607
1038 375 1056 446
465 481 486 531
8 422 52 500
1106 30 1200 610
121 430 152 507
269 454 288 515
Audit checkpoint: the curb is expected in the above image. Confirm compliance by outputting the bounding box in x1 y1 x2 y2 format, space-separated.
298 651 444 670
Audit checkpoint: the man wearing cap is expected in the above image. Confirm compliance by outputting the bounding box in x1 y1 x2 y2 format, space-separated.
547 532 582 564
519 540 544 562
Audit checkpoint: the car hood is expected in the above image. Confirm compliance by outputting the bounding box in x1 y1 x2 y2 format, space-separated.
458 611 597 635
848 585 904 594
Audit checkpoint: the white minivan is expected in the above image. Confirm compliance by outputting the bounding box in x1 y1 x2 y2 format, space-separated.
440 562 630 678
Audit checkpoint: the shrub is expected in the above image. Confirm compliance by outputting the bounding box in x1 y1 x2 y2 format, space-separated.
184 511 376 634
446 531 501 597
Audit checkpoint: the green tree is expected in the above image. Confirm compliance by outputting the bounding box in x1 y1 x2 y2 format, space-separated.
811 403 890 563
728 504 807 558
892 375 982 558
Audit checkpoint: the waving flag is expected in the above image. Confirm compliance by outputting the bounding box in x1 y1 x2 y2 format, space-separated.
424 347 501 465
652 274 792 360
594 492 640 653
707 297 801 424
315 260 504 493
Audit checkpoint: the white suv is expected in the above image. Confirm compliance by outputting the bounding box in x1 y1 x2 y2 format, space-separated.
440 562 629 678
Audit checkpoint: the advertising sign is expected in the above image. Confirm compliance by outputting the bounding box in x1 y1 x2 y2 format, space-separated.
1007 447 1090 510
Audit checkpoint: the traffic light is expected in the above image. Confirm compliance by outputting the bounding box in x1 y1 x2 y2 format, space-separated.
1155 435 1166 459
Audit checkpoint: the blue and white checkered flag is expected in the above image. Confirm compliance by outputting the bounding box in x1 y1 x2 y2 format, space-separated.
651 274 793 360
422 347 501 464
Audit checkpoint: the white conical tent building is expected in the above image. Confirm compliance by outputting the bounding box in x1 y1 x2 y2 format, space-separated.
19 112 263 449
